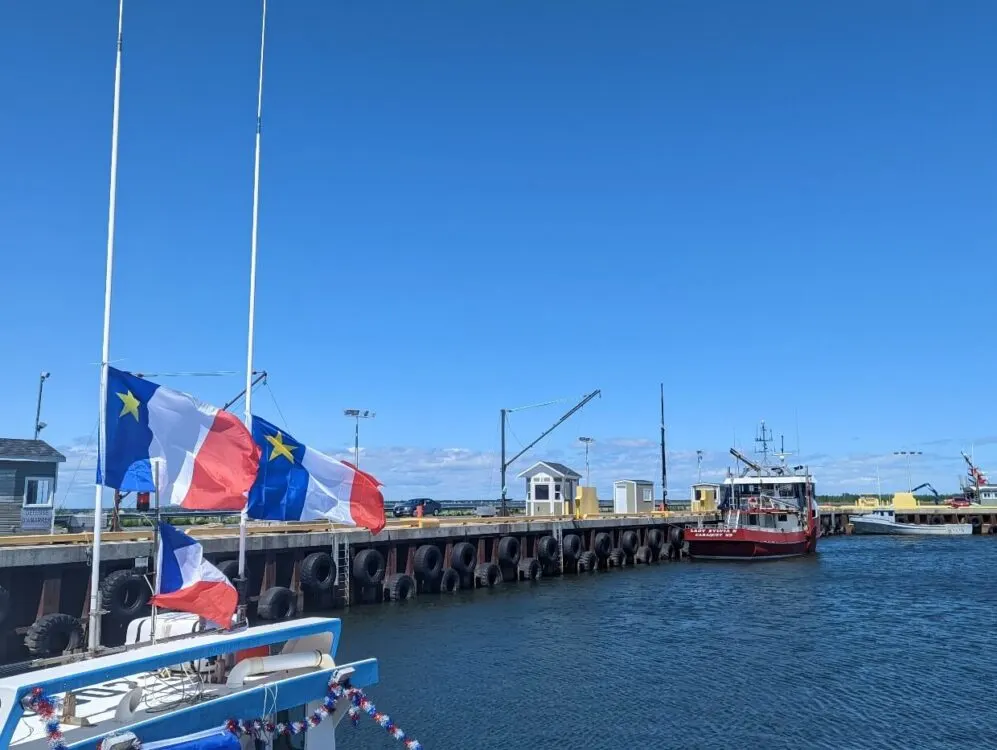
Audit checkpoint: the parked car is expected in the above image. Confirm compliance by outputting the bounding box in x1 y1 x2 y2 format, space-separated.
392 498 442 517
475 504 497 517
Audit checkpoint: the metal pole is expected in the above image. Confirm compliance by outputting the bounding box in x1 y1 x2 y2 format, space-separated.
88 0 125 652
239 0 268 610
659 383 668 509
500 409 507 516
151 459 161 643
34 373 49 440
354 416 360 470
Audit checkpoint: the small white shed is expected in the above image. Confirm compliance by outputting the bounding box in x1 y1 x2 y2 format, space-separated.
519 461 582 517
613 479 654 514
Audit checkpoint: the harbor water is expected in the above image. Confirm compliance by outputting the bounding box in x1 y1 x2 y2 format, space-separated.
336 536 995 749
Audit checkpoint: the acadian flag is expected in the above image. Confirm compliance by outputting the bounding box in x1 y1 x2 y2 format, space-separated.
98 367 261 510
248 416 386 533
150 522 238 628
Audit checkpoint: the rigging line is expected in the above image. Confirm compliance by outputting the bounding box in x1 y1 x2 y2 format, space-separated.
225 379 266 413
506 393 591 414
265 381 290 430
132 371 240 378
56 421 99 511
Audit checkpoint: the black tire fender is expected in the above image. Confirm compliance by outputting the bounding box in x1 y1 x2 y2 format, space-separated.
384 573 417 601
517 557 541 582
25 613 84 656
352 548 386 586
301 552 337 592
561 534 582 561
439 567 460 594
621 530 640 555
258 586 296 620
578 550 598 573
593 532 612 558
497 536 521 566
413 545 444 580
646 528 665 550
475 562 502 588
668 526 684 546
450 541 478 575
536 535 559 563
100 569 150 620
216 559 240 584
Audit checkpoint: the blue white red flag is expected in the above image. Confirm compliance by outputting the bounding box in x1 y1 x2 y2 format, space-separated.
98 367 261 510
150 522 238 628
248 416 386 533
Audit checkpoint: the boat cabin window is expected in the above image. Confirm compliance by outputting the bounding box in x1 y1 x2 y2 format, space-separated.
748 514 758 525
761 514 776 528
778 514 787 522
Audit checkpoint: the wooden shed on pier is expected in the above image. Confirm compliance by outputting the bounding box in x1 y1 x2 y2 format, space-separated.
0 438 65 535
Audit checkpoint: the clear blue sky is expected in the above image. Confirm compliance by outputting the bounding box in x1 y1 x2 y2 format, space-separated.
2 1 995 505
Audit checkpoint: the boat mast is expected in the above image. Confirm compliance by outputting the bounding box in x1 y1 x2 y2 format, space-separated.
239 0 268 611
659 383 667 510
88 0 126 652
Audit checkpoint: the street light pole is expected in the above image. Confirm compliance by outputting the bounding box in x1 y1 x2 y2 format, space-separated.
344 409 375 469
34 372 51 440
893 450 923 493
579 437 594 486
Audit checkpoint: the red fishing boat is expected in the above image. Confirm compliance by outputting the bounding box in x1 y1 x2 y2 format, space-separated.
685 423 818 561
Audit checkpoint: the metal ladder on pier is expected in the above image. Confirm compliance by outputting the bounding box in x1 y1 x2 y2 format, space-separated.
333 534 351 608
553 522 564 574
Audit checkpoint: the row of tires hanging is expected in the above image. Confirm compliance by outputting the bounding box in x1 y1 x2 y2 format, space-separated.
11 525 687 656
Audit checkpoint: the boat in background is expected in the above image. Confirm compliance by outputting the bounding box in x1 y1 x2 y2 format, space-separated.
685 422 818 561
851 509 973 536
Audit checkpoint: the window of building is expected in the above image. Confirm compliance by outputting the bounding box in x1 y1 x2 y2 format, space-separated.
554 483 562 500
23 477 53 507
535 484 550 501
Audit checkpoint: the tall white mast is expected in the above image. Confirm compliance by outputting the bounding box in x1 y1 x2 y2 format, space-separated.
89 0 126 651
238 0 268 593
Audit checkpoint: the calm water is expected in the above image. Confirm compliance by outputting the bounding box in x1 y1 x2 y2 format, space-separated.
335 536 996 750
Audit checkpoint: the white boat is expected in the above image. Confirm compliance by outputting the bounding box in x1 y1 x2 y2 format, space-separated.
851 509 973 536
0 614 407 749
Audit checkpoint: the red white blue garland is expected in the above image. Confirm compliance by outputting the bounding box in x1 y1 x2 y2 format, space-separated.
27 678 421 750
25 687 66 749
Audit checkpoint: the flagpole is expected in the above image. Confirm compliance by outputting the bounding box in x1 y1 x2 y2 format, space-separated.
150 460 161 643
88 0 125 652
239 0 268 618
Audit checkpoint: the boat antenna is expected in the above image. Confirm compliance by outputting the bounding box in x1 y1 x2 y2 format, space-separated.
239 0 268 618
88 0 125 652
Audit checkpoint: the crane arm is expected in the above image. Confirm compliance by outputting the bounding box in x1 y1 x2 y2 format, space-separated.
729 447 761 473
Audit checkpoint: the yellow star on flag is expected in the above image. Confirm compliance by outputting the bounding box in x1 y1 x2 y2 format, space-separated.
117 390 140 421
266 431 297 463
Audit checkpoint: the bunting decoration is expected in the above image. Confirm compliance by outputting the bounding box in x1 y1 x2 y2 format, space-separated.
24 687 67 750
28 678 421 750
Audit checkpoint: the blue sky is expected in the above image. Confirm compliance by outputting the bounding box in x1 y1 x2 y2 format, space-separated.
2 1 995 507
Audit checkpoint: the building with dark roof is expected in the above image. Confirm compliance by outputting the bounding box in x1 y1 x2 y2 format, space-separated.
0 438 66 534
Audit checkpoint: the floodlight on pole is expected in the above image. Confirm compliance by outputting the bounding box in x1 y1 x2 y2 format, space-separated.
579 436 594 486
345 409 375 469
893 450 922 493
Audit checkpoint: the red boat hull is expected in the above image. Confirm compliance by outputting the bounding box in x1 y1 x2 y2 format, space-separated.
684 527 816 560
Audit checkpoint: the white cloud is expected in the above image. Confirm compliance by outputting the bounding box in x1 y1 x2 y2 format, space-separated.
52 433 984 509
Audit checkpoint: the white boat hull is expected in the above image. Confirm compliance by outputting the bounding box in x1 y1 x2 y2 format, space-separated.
851 517 973 536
